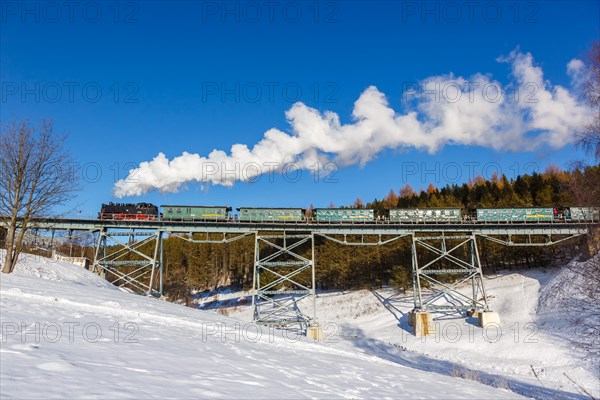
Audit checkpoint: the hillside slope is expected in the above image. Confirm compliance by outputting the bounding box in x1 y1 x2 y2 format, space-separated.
0 252 520 399
200 258 600 399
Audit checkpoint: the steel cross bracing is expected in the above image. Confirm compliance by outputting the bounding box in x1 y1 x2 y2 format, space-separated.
171 232 254 244
92 228 164 296
411 233 488 312
21 228 96 251
251 232 316 331
476 232 587 247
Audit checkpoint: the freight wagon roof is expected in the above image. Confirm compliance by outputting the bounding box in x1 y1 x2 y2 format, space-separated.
236 207 306 211
161 205 232 211
102 202 155 206
476 207 553 210
314 208 374 211
388 207 461 210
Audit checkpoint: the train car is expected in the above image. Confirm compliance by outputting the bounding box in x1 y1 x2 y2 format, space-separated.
569 206 600 221
314 208 374 222
389 208 462 223
161 205 232 221
237 207 306 222
476 207 553 222
99 202 159 220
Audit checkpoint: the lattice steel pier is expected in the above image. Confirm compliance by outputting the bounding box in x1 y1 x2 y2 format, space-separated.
251 232 316 332
93 227 164 296
411 232 488 313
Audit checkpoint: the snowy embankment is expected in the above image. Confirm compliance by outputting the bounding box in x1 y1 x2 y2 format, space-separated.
0 251 520 399
198 257 600 400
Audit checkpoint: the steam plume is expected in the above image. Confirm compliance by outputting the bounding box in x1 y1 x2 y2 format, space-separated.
114 50 591 197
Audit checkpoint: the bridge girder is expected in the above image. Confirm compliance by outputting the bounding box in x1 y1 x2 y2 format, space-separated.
2 217 591 237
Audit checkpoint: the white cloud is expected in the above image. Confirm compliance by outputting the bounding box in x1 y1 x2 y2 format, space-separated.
114 50 592 197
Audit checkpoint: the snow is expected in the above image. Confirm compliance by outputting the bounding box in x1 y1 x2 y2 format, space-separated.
199 259 600 399
1 251 522 399
5 252 114 289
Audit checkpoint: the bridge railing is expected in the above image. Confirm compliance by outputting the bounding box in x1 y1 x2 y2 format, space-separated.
55 216 598 225
10 212 597 226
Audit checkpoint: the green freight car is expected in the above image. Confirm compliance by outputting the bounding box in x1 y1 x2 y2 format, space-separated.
237 208 306 222
476 207 553 222
570 206 600 221
161 205 231 221
315 208 374 222
389 208 462 223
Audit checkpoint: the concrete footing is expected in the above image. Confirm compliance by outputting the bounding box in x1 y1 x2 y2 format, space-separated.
306 324 324 341
478 311 501 328
409 311 434 337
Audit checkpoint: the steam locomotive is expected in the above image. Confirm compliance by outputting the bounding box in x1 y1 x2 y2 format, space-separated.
98 202 160 220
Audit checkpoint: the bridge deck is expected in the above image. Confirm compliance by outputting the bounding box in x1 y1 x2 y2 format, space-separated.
3 217 594 235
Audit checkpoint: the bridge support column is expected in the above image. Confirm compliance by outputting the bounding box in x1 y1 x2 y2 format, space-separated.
92 228 163 296
409 311 435 337
478 310 501 328
251 231 316 333
411 232 489 315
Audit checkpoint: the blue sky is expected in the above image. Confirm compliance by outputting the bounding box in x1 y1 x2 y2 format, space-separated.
1 1 598 215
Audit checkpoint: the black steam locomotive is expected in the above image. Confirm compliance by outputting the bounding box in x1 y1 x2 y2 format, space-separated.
98 202 160 220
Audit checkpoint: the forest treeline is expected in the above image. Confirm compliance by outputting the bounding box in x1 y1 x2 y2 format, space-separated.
362 164 599 210
160 164 599 303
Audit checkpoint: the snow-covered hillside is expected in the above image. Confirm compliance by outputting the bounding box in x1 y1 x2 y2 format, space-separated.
197 257 600 400
0 252 521 399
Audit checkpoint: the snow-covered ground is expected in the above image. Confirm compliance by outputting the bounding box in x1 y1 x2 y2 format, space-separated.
1 251 522 399
197 257 600 400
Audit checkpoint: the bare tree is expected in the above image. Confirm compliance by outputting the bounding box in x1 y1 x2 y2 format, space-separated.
557 256 600 358
0 119 79 274
576 41 600 160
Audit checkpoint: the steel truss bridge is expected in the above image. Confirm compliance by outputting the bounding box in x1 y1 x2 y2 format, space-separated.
2 218 593 331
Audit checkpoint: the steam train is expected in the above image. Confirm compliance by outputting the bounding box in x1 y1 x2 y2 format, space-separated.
98 203 600 223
